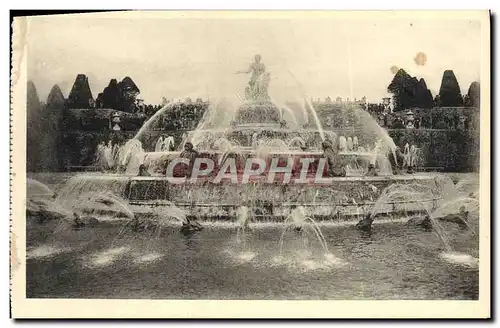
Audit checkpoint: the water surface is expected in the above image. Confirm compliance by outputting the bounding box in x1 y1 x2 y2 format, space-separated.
26 220 478 300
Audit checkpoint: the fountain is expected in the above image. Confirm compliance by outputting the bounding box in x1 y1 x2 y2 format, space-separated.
27 178 56 199
279 206 329 255
354 181 478 267
47 57 447 226
27 178 137 224
402 143 424 173
154 136 175 152
24 56 480 302
431 196 479 268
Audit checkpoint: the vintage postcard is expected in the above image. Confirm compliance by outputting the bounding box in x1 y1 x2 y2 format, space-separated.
10 10 490 318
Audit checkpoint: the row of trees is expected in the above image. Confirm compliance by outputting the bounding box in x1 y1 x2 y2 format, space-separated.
27 66 481 172
27 81 66 171
27 76 139 171
388 69 480 111
66 74 141 113
59 69 483 116
64 73 211 115
95 77 140 112
26 79 208 171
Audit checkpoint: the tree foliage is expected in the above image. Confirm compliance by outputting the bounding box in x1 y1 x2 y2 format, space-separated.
465 81 480 108
438 70 463 107
67 74 94 109
38 85 66 170
387 69 434 111
97 77 140 112
27 81 42 171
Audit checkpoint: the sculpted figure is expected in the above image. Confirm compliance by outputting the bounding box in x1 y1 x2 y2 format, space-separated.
235 54 269 100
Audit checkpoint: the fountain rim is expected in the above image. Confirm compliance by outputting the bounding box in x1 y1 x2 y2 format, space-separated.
143 149 376 157
185 127 337 132
64 172 441 181
127 197 443 207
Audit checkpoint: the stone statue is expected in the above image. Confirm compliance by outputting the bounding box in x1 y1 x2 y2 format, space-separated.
235 54 270 101
258 72 271 99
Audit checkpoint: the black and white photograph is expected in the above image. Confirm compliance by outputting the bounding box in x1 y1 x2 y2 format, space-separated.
10 10 490 318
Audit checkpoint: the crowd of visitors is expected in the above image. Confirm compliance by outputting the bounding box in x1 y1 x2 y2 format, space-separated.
27 72 480 173
64 98 476 133
63 100 208 132
144 102 208 131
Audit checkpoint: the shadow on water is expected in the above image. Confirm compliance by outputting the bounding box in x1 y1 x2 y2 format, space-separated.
358 228 374 240
26 210 479 300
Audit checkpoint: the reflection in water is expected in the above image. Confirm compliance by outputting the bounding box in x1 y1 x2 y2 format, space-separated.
133 253 163 264
26 172 480 299
26 221 478 300
87 246 130 268
358 229 374 240
27 245 68 259
181 230 202 251
439 252 479 268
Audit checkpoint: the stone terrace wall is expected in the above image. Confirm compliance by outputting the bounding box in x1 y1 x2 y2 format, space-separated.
28 102 480 172
57 127 479 172
388 129 479 172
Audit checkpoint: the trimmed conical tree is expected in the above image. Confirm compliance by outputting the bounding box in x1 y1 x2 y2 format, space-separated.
388 69 436 111
438 70 464 107
416 78 434 109
466 81 480 108
39 85 66 171
46 84 65 108
27 80 40 110
388 69 410 111
95 93 104 108
387 69 420 111
67 74 94 109
27 80 42 172
101 79 122 109
120 76 140 94
118 76 140 112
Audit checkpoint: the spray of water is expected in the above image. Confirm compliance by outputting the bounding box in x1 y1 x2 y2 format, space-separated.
275 101 299 128
74 192 135 219
455 175 480 198
278 206 330 256
155 136 176 152
134 102 180 140
287 136 306 149
371 183 453 252
235 205 251 249
27 178 55 198
285 69 325 140
432 197 479 234
94 139 145 174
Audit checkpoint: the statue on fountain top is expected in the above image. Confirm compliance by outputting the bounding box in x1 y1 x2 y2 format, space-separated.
235 54 270 101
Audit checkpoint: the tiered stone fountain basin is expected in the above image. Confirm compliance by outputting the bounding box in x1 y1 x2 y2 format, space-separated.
68 172 441 221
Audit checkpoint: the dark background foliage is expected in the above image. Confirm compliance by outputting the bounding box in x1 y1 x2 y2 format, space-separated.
26 70 481 173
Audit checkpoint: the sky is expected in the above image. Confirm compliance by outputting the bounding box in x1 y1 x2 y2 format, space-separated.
26 12 483 105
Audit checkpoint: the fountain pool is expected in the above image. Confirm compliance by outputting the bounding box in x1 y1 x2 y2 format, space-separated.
25 62 480 300
26 216 478 299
